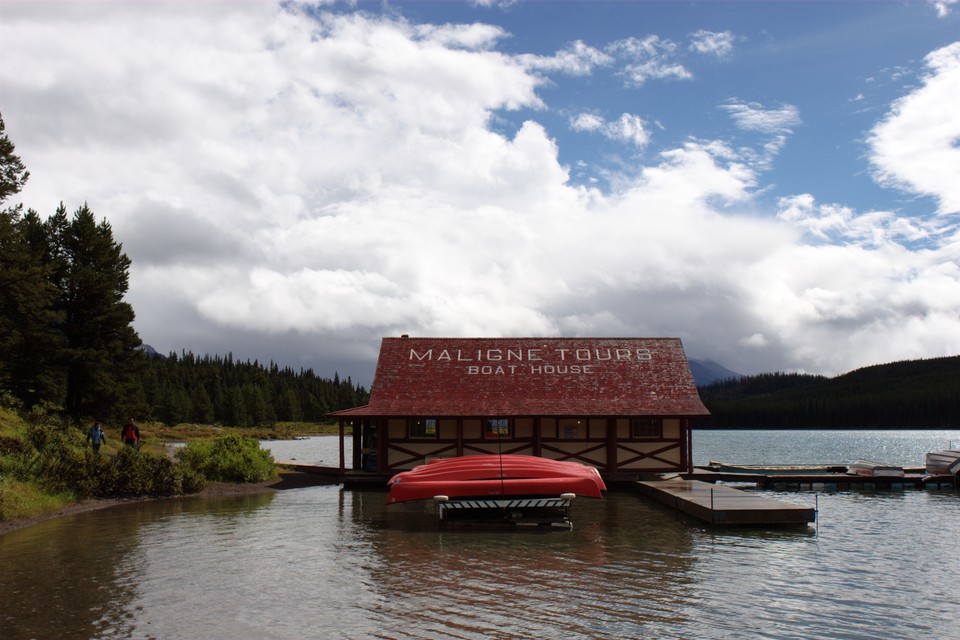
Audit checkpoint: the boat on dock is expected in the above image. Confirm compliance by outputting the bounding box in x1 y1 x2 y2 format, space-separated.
386 454 606 527
705 461 847 475
924 450 960 476
845 460 905 477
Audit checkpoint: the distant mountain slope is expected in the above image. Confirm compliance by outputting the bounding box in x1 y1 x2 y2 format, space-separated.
697 355 960 429
688 359 741 386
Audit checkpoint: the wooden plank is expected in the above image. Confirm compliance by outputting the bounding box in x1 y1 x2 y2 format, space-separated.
635 479 816 525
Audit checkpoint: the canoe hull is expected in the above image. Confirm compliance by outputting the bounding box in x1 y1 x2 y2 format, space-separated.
845 460 905 478
925 450 960 476
386 454 606 504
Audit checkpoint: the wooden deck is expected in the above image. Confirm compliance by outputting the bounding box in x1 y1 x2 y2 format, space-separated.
687 468 957 489
636 478 817 525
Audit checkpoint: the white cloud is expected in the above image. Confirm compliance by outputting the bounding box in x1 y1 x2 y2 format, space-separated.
689 30 736 58
607 35 694 86
722 101 801 135
868 41 960 215
2 2 959 382
520 40 613 75
931 0 959 17
776 194 943 245
570 112 650 147
720 101 801 170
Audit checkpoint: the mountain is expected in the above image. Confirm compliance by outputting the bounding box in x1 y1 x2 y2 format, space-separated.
696 355 960 429
137 343 162 358
689 359 741 386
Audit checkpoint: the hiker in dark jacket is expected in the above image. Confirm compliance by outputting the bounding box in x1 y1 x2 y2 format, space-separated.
121 418 141 447
86 421 107 453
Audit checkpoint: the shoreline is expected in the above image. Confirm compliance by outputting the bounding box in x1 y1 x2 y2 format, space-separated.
0 470 334 536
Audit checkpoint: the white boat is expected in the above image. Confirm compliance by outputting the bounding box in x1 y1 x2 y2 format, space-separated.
845 460 904 478
924 450 960 476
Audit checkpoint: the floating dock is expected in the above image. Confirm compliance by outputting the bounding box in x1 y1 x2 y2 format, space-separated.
636 478 816 525
688 466 957 489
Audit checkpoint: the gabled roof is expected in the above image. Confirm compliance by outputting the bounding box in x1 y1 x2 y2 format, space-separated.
332 336 710 417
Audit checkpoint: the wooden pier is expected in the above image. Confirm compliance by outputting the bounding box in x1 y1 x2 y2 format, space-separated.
687 467 957 490
636 478 817 525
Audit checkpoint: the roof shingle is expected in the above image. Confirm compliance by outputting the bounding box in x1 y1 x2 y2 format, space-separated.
333 336 710 417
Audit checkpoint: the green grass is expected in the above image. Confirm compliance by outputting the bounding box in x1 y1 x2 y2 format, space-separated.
144 420 345 442
0 476 75 521
0 409 316 524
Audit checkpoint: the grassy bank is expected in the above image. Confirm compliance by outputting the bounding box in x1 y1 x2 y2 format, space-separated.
0 408 343 524
146 420 344 442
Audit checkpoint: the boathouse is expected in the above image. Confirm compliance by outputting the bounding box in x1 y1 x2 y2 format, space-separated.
331 336 709 479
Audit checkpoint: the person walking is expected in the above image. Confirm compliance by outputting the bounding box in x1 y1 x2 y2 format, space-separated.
86 421 107 454
121 418 141 448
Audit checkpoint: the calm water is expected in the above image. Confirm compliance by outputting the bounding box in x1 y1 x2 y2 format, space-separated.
2 430 959 639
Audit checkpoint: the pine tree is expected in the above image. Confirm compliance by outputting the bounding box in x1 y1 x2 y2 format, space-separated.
45 203 143 422
0 114 63 405
0 114 29 202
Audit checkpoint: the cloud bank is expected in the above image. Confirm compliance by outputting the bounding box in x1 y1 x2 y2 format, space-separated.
2 2 959 382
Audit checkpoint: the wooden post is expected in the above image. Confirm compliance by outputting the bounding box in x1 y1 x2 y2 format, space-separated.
533 417 542 458
338 419 345 474
456 417 463 457
607 417 617 473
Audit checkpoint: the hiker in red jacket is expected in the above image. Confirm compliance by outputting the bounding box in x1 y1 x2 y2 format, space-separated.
121 418 141 447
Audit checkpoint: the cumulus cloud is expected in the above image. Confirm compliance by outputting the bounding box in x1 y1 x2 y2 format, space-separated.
2 2 959 382
867 41 960 215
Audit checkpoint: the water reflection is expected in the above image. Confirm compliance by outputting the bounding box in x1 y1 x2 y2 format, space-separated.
2 460 960 638
0 494 278 639
343 489 702 639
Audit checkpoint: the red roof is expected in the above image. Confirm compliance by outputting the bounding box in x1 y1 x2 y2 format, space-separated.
333 337 709 417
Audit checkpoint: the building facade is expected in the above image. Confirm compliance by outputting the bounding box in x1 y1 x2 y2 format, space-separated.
332 336 710 479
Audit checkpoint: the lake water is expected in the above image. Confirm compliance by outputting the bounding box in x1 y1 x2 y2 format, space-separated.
2 430 959 639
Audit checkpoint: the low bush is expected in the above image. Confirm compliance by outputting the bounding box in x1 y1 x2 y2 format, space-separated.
176 434 275 483
92 446 207 498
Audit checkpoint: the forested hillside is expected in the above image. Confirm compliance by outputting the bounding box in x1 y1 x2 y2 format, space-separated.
698 356 960 428
135 350 367 427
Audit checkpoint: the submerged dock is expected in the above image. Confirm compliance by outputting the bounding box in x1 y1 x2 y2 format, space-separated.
636 478 816 525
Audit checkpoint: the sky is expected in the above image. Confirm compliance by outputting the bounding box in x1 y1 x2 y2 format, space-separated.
2 0 960 387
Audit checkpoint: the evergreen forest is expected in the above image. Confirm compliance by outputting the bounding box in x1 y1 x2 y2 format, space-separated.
0 112 366 427
136 350 367 427
697 356 960 429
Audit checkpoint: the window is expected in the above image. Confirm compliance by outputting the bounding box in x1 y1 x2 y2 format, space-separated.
409 418 438 439
630 417 662 439
483 418 511 439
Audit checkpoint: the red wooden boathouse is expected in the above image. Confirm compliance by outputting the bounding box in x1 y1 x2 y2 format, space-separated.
331 336 710 479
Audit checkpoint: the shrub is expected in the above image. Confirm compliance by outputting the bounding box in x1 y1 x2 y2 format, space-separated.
92 446 193 498
176 434 275 483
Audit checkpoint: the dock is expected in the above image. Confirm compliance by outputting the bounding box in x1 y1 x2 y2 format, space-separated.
273 461 342 482
687 466 957 490
272 461 391 488
636 478 817 525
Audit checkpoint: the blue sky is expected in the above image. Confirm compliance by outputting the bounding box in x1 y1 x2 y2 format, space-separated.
2 0 959 385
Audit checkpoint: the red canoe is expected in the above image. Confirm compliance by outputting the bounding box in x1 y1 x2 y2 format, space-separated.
386 454 606 504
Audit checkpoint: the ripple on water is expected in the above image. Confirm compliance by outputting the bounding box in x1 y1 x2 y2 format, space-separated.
3 436 960 639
